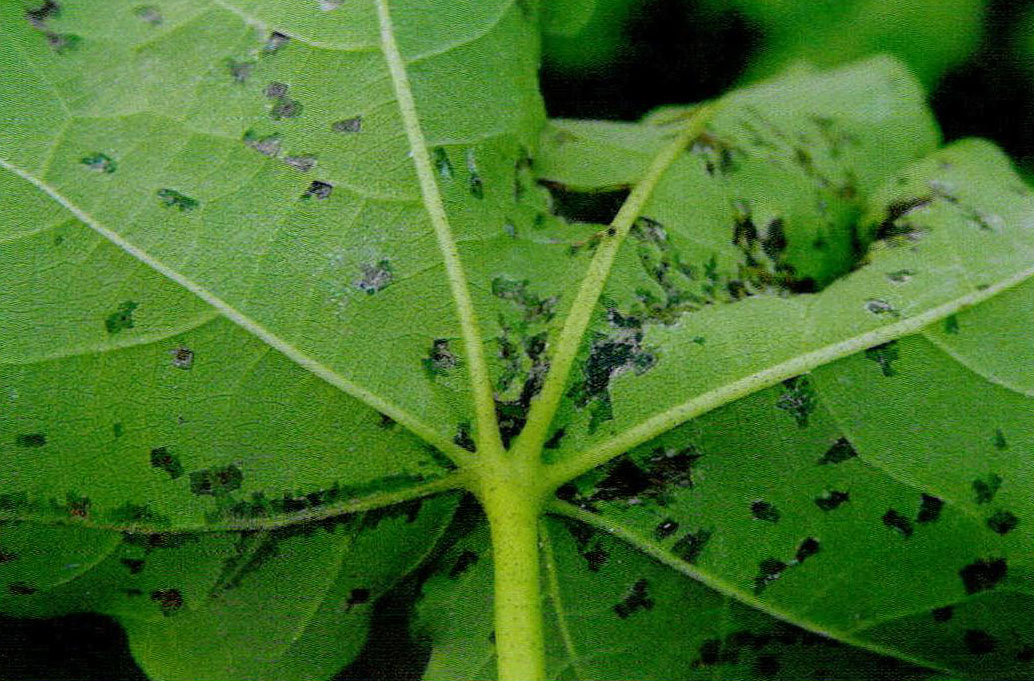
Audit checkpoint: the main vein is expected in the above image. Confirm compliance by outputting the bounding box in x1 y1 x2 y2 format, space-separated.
0 157 470 467
547 260 1034 485
374 0 504 458
512 106 715 462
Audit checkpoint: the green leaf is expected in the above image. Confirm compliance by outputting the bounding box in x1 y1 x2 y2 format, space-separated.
2 2 1033 678
417 516 938 680
542 0 598 37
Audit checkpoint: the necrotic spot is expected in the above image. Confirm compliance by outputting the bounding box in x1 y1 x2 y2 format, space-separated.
582 543 609 572
149 447 183 480
882 509 914 538
453 423 475 453
964 629 997 655
973 473 1003 504
189 465 243 496
814 490 849 511
332 117 363 133
303 180 333 200
105 301 138 334
120 558 144 575
672 529 712 564
776 376 816 428
751 500 780 523
794 537 820 563
16 433 46 448
960 558 1007 595
150 588 183 615
654 518 679 540
818 438 856 465
613 578 653 619
448 550 478 579
264 31 290 53
917 494 944 524
423 339 457 378
753 558 787 594
170 347 194 370
284 155 317 172
157 188 197 211
987 510 1019 535
353 261 394 295
81 152 116 173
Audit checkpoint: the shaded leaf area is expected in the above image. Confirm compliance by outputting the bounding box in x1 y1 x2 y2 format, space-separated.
554 359 1033 679
0 0 544 445
0 493 456 681
538 118 1034 472
415 518 933 680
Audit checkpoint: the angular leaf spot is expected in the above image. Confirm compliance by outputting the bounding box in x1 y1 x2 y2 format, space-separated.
157 188 198 211
776 376 816 428
972 473 1003 504
794 537 821 564
149 447 183 480
345 588 370 611
453 422 475 453
303 180 333 200
354 260 393 294
964 630 997 655
16 433 46 448
189 465 243 496
814 490 850 511
672 528 712 564
986 510 1019 535
944 314 961 334
864 341 899 377
332 117 362 133
264 31 290 53
882 508 914 538
864 299 897 316
751 500 780 523
284 155 317 172
423 339 458 378
753 558 788 594
653 518 679 540
818 438 857 465
169 347 194 370
243 130 282 157
81 152 116 173
917 494 944 524
613 578 653 619
448 550 479 579
959 558 1007 594
105 301 138 334
151 588 184 615
994 428 1008 450
931 606 954 622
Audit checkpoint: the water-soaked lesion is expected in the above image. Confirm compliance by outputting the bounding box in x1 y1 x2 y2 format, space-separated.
157 188 198 212
149 446 183 480
105 301 138 334
81 152 117 173
986 510 1019 535
972 473 1003 505
817 437 857 465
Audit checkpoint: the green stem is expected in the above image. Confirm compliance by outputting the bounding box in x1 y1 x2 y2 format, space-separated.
478 470 548 681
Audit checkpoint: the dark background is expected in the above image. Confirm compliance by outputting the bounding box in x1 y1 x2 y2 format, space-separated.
4 0 1034 678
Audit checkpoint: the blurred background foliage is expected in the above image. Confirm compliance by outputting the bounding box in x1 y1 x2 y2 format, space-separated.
5 1 1034 679
541 0 1034 179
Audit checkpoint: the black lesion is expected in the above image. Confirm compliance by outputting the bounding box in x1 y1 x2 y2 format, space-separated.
452 423 476 453
987 510 1019 535
613 578 653 619
882 508 914 538
964 629 997 655
917 494 944 524
973 473 1003 505
539 181 630 225
753 558 788 594
751 500 780 523
587 446 702 506
817 438 856 465
959 558 1007 595
345 587 370 611
150 588 184 615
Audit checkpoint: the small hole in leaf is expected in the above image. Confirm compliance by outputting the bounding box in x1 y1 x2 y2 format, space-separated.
16 433 46 448
105 301 138 334
882 509 914 538
332 117 363 133
959 558 1007 594
81 152 116 173
303 180 333 200
157 188 198 211
987 510 1019 535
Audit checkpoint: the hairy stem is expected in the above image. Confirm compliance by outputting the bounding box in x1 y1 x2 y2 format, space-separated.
511 106 715 464
478 469 548 681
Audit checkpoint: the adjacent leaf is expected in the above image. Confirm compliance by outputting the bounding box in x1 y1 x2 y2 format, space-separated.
1 493 457 680
416 516 936 680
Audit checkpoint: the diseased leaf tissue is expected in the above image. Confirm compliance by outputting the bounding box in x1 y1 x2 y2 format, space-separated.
0 1 1032 680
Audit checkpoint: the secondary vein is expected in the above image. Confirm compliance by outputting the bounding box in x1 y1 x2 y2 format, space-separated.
512 106 715 462
374 0 505 458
